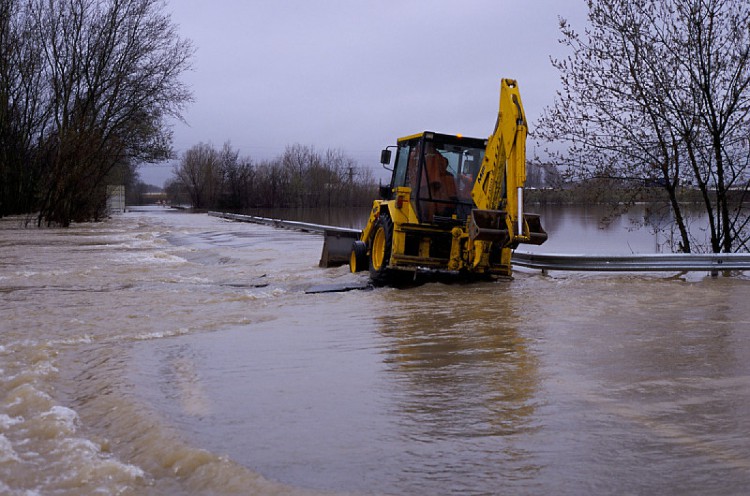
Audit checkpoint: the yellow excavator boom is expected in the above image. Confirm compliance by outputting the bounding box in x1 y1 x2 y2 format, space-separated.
471 78 527 240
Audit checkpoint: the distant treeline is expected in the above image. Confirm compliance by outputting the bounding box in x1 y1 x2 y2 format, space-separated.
166 142 378 210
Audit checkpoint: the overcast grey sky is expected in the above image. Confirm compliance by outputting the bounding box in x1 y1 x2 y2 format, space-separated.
139 0 589 186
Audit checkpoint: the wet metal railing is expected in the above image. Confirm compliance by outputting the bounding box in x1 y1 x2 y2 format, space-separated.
209 211 360 235
512 251 750 272
209 211 360 267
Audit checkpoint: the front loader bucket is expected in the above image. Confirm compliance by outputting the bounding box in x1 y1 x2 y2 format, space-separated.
319 228 361 268
523 213 547 245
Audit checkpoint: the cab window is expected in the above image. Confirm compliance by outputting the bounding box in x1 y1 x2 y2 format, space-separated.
391 142 411 188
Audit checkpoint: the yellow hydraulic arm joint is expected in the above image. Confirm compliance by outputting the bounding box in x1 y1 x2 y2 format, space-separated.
471 78 530 242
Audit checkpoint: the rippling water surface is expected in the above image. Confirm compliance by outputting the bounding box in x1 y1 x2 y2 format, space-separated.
1 206 749 495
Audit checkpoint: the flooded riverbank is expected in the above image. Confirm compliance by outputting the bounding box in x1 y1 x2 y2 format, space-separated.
2 206 749 494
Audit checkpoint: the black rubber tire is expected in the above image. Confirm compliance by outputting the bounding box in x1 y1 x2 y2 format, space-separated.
369 214 394 285
349 240 368 273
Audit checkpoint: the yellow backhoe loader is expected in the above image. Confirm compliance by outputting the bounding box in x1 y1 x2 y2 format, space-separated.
322 78 547 284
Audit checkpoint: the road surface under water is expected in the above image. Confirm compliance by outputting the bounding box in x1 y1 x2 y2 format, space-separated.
1 206 749 495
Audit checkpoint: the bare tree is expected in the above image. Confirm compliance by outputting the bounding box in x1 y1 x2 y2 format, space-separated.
280 144 318 207
536 0 750 253
0 0 193 225
0 0 48 217
217 142 251 210
173 143 221 209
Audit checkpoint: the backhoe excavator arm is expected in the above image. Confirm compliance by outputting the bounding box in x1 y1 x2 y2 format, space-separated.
471 79 528 240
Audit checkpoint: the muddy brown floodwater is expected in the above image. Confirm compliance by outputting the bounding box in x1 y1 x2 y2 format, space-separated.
1 206 749 495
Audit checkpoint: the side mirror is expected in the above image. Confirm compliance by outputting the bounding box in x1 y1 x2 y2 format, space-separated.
380 149 392 165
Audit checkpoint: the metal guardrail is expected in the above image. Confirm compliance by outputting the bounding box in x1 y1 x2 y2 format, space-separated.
209 212 361 267
210 211 750 273
512 251 750 272
208 211 360 235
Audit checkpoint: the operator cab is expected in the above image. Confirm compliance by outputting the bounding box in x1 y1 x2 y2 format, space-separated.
382 132 486 224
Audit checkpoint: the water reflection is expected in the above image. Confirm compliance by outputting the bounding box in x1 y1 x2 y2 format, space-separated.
375 283 542 490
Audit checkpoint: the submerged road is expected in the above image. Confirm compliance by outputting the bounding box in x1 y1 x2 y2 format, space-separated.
209 211 750 273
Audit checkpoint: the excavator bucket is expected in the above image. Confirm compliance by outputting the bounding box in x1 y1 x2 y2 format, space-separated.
319 227 361 268
523 213 548 245
468 210 547 246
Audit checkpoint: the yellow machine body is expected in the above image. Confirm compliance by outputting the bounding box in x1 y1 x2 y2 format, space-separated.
345 79 547 284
